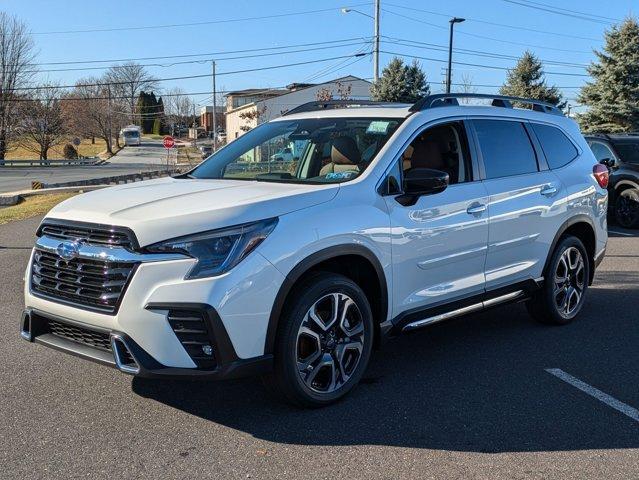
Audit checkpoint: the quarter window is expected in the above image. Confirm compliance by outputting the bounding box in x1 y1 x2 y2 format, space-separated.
474 120 538 179
531 123 578 169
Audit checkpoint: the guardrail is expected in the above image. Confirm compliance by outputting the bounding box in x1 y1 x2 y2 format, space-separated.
36 168 182 189
0 158 103 167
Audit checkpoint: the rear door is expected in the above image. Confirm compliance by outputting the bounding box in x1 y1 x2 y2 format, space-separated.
471 118 565 290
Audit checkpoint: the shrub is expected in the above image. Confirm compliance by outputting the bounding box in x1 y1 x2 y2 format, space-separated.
63 143 78 159
152 118 161 135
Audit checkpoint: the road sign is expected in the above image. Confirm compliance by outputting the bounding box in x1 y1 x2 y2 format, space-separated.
72 137 81 146
163 136 175 149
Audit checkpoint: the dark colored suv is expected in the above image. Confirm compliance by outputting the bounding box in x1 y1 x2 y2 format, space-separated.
585 134 639 228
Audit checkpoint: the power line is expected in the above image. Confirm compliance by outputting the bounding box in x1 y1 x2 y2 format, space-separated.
501 0 617 24
21 3 373 36
383 37 589 69
382 7 594 54
6 53 371 93
22 37 371 66
383 2 602 42
28 41 371 74
380 50 589 77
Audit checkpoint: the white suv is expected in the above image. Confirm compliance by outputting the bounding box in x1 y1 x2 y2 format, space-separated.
21 94 609 407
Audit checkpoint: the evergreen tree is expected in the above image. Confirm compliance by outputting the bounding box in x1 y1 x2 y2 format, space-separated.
371 57 430 103
499 51 564 107
577 18 639 133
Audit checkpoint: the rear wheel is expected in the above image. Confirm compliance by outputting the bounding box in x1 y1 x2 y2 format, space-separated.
263 272 374 407
527 236 590 325
615 188 639 229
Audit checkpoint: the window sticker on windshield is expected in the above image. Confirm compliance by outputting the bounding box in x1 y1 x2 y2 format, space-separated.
325 171 357 180
366 121 391 135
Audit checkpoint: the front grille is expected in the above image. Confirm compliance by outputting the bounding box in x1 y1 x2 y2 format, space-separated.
39 222 136 250
47 319 111 352
31 249 137 314
168 310 217 369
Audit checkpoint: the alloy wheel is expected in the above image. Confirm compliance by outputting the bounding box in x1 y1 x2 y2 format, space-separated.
553 246 585 317
296 292 365 394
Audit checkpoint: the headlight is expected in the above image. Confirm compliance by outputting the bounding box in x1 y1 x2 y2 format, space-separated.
146 218 277 279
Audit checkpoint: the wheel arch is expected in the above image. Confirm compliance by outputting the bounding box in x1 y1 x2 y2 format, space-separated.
544 215 597 285
264 245 389 355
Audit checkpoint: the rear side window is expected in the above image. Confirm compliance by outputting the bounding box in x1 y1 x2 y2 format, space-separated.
531 123 578 169
589 141 615 163
473 120 538 179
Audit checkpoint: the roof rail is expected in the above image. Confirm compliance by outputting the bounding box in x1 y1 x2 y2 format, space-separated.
409 93 564 116
282 100 402 116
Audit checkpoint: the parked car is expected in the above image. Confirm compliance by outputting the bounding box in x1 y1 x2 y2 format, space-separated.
200 145 213 159
585 133 639 228
21 94 608 407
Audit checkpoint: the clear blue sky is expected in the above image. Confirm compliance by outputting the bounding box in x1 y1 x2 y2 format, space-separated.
2 0 637 110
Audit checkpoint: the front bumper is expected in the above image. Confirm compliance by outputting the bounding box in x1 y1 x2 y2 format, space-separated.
20 307 273 380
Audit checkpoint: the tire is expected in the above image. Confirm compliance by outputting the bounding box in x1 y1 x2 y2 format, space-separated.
526 235 590 325
614 188 639 229
262 272 374 408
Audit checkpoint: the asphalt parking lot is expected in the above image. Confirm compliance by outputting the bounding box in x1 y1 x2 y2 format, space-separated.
1 217 638 479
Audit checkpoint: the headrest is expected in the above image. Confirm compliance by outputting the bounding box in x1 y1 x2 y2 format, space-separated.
331 136 360 165
410 140 444 170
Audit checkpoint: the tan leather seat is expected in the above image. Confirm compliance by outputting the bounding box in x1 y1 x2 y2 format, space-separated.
410 140 446 170
320 137 360 176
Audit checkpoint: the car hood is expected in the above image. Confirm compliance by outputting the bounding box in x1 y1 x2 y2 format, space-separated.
46 177 339 247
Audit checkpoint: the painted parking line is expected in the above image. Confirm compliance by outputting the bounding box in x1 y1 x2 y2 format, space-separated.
546 368 639 423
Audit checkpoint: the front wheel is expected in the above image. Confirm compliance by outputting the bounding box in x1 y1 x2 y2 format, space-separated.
263 273 374 407
527 236 590 325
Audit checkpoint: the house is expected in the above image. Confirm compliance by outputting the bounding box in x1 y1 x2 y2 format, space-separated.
225 76 372 141
199 105 226 133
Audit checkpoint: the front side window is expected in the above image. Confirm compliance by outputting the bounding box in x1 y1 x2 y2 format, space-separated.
614 141 639 164
474 119 538 179
190 117 402 184
399 121 473 185
589 141 615 163
531 123 578 169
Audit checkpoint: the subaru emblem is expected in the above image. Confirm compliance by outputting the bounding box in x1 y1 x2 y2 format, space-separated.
56 241 81 261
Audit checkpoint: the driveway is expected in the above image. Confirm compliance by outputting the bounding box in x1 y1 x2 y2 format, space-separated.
0 140 169 194
1 218 638 479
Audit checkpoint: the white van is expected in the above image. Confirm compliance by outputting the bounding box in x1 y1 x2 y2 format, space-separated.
121 127 141 146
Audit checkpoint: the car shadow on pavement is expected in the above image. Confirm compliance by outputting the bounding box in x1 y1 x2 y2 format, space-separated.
133 286 639 453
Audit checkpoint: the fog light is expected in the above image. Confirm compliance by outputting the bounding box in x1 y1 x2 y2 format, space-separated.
202 344 213 356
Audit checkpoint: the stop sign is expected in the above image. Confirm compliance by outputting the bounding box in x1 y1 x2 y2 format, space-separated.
163 136 175 149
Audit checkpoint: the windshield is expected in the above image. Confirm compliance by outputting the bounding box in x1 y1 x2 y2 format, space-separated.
614 141 639 164
189 117 403 184
123 131 139 138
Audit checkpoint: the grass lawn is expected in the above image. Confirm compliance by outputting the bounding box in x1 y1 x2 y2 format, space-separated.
5 137 120 161
0 193 77 225
177 145 202 167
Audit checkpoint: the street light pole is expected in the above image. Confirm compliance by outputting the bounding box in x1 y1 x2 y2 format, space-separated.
373 0 380 82
446 17 465 94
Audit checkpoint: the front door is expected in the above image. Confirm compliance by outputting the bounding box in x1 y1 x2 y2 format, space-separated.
384 121 489 318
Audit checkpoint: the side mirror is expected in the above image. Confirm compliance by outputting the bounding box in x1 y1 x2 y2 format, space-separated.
396 168 449 206
599 157 615 169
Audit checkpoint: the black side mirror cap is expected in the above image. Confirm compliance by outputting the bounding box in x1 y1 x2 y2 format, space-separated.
599 157 614 168
396 168 449 206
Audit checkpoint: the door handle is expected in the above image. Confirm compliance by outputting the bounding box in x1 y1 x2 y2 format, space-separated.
540 185 558 197
466 203 487 215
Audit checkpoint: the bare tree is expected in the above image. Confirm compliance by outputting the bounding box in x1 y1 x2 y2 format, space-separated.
164 87 194 135
17 83 66 160
458 74 478 104
105 62 157 125
0 12 37 162
62 77 115 155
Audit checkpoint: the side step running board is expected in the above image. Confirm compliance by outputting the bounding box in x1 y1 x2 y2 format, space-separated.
402 290 526 332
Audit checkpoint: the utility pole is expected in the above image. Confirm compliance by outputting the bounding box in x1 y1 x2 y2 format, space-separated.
446 17 465 94
107 84 113 153
212 60 218 152
374 0 380 82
